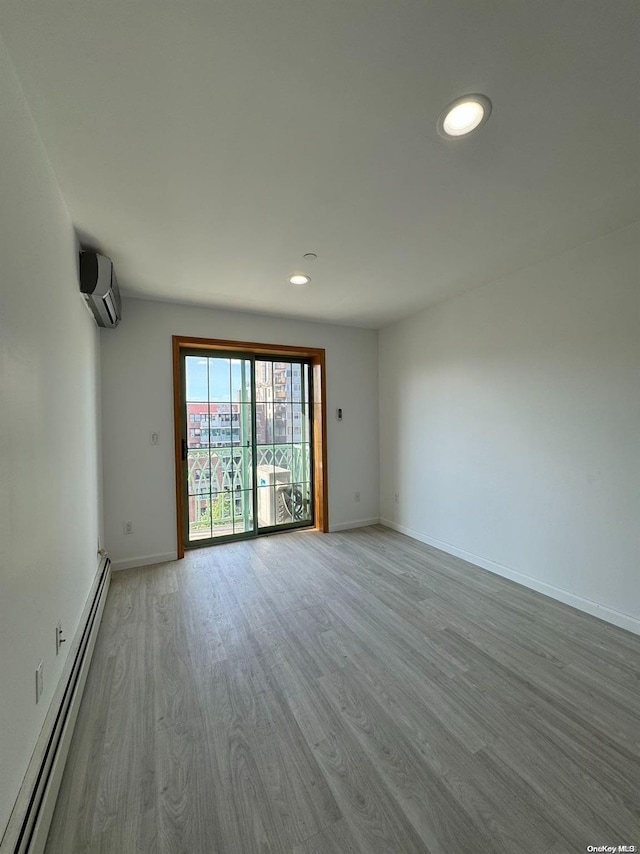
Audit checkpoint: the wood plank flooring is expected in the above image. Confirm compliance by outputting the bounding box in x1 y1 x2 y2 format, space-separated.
45 526 640 853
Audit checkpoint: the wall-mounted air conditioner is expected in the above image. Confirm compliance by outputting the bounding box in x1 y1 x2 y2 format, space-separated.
79 251 122 328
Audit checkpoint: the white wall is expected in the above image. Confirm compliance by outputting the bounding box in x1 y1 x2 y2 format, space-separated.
101 298 379 568
379 223 640 633
0 34 102 838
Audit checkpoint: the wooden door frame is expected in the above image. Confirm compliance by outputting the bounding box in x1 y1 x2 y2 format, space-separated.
172 335 329 558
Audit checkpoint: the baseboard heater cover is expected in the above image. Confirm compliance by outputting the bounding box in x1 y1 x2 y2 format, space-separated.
0 557 111 854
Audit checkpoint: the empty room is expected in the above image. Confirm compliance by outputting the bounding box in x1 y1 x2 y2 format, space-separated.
0 1 638 853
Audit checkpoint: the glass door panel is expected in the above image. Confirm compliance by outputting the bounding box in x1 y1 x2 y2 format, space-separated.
255 358 313 532
184 355 253 545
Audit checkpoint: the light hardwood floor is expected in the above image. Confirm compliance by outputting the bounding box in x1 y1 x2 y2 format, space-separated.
46 525 640 853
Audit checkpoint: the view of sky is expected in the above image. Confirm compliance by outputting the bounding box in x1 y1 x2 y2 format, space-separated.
185 357 250 402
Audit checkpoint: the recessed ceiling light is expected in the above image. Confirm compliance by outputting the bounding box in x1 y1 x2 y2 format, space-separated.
437 94 492 139
289 274 310 286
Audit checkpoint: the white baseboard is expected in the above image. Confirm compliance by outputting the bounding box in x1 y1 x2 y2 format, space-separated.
329 517 380 533
111 551 178 571
1 557 111 854
380 519 640 636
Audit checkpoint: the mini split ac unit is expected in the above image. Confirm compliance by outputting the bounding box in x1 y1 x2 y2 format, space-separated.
79 250 122 328
257 465 293 527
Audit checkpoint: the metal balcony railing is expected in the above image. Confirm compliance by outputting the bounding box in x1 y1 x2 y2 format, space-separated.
187 443 311 535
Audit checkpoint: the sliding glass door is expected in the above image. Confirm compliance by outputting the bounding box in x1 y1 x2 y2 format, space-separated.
180 351 313 547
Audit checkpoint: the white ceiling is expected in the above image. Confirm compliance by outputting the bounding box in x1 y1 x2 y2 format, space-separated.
1 0 638 328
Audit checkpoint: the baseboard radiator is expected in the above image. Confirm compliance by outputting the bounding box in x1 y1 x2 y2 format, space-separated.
1 557 111 854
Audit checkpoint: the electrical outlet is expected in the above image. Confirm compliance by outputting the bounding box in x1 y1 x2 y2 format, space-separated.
394 492 399 504
55 621 66 655
150 431 159 445
123 520 133 535
35 661 43 703
354 491 361 502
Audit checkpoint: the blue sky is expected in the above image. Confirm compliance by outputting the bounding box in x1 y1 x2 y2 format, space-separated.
185 357 250 402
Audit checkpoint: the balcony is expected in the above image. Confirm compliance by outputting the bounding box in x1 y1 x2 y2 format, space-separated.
187 443 312 540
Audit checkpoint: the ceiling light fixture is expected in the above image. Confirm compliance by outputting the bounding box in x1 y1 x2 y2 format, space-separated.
437 94 492 139
289 274 310 286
